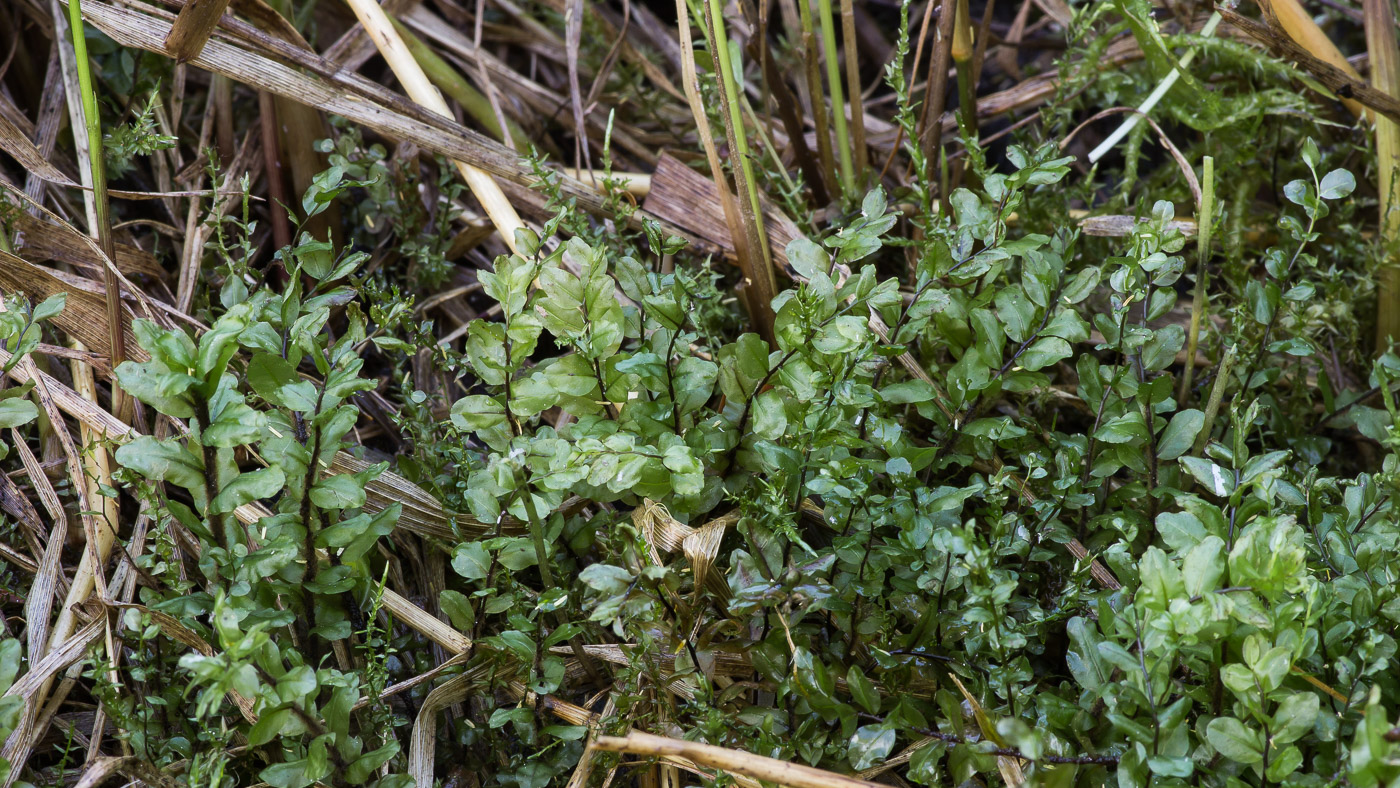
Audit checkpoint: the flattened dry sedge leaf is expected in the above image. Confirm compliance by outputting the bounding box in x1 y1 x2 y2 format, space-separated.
634 500 735 600
9 210 164 280
6 620 102 700
0 251 148 366
410 668 490 788
0 111 76 187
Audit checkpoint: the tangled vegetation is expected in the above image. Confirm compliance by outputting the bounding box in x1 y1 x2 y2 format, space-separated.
3 0 1400 787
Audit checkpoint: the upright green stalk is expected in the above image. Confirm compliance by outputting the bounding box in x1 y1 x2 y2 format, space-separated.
1180 156 1214 405
517 473 555 589
64 0 126 417
815 0 854 195
1193 343 1235 458
700 0 777 341
706 0 766 236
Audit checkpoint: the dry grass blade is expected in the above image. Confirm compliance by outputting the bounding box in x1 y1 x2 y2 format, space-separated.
565 0 592 178
274 96 337 248
858 737 938 780
1290 665 1349 703
409 667 488 788
634 500 735 600
1086 12 1221 165
397 5 651 166
0 444 46 549
1031 0 1069 26
0 180 168 329
328 453 476 540
0 388 106 782
840 0 867 177
917 0 958 184
381 590 472 654
541 696 747 787
590 730 890 788
351 654 471 712
0 321 109 679
0 345 134 444
12 429 66 538
0 616 102 788
931 40 1143 140
71 755 136 788
4 620 102 701
551 643 751 677
1064 107 1201 205
749 29 829 206
565 697 616 788
395 20 521 145
341 0 525 254
68 754 181 788
564 168 650 197
0 543 37 575
20 50 72 211
2 441 54 590
328 453 586 542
